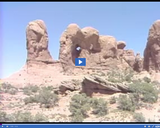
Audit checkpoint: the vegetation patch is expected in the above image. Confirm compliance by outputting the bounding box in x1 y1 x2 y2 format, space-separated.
23 86 59 108
117 94 136 112
23 85 40 95
107 68 134 83
133 113 145 122
129 82 158 103
69 93 108 122
0 83 18 95
90 98 108 117
109 96 116 104
0 111 48 122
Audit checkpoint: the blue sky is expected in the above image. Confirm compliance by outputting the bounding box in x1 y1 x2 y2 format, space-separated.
1 2 160 78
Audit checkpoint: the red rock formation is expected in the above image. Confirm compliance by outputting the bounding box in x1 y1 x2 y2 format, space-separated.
59 24 132 75
143 20 160 73
26 20 54 64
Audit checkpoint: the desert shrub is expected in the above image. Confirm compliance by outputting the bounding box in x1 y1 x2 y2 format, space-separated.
8 88 18 95
9 111 34 122
107 68 134 83
90 98 108 117
1 83 13 90
0 111 10 122
70 114 84 122
69 93 109 121
23 85 39 95
107 71 122 83
143 77 151 83
34 113 48 122
42 86 55 91
1 83 18 95
117 95 136 112
0 111 48 122
128 93 140 109
72 79 81 85
123 68 134 83
129 82 158 103
69 93 91 122
152 80 160 85
109 96 116 104
24 86 58 108
131 79 142 84
125 74 132 83
23 96 38 105
108 78 121 83
36 87 59 108
133 113 145 122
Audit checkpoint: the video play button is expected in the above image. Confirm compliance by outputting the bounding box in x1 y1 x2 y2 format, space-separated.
75 58 86 66
79 60 82 64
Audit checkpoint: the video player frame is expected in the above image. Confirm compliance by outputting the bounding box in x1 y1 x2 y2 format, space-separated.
1 1 160 126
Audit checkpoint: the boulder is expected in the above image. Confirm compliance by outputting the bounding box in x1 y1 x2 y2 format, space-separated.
99 35 117 59
82 75 130 96
123 50 135 68
117 41 126 49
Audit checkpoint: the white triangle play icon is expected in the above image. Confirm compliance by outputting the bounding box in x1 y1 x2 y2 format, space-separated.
79 60 82 64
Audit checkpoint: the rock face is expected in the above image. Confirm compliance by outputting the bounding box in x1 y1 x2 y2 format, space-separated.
99 35 117 59
123 50 135 68
134 53 143 72
58 24 137 75
143 20 160 73
26 20 53 64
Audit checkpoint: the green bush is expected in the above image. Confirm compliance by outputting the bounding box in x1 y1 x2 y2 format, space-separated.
24 96 38 105
71 114 84 122
107 71 123 83
133 113 145 122
69 93 109 121
143 77 151 83
69 93 91 122
36 88 59 108
109 96 116 104
125 74 132 83
0 111 10 122
151 80 160 85
34 113 48 122
108 78 121 83
9 111 34 122
23 85 39 95
107 68 134 83
129 82 158 103
23 87 59 108
1 83 18 95
8 88 18 95
117 95 136 112
90 98 108 117
42 86 55 91
0 111 48 122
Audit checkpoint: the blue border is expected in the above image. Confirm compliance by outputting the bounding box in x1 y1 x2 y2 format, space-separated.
1 124 160 128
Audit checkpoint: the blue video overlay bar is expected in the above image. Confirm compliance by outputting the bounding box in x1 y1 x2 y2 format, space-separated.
1 124 160 128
